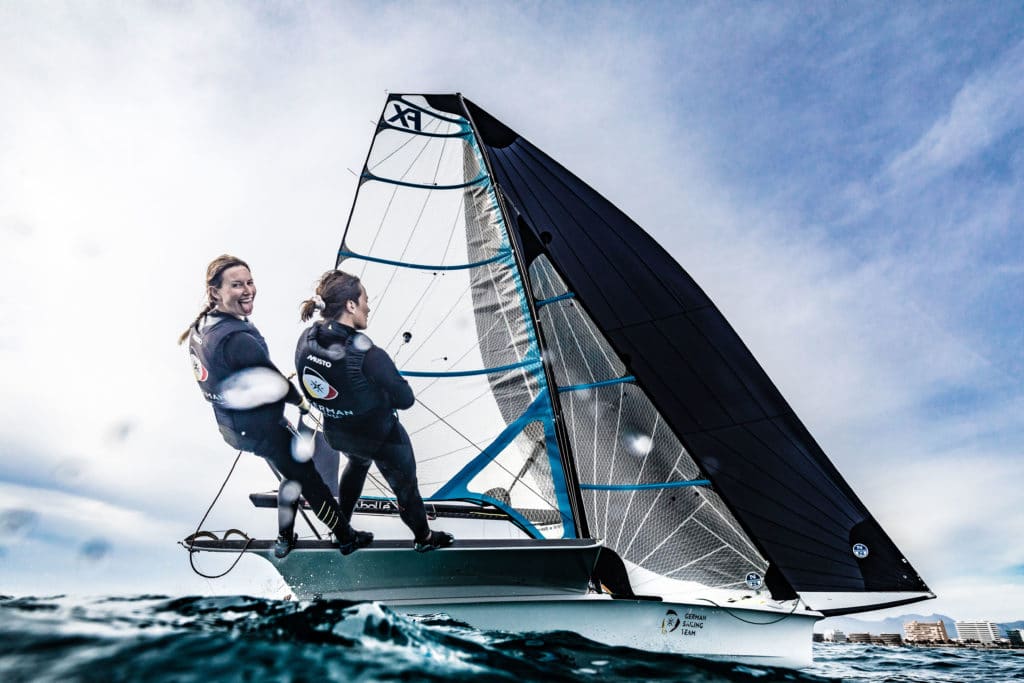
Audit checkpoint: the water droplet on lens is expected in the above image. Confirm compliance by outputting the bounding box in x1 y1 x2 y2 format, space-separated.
624 433 653 457
79 538 112 563
352 334 372 352
0 508 38 541
106 420 136 444
53 459 87 486
291 433 315 462
220 367 289 409
278 480 302 506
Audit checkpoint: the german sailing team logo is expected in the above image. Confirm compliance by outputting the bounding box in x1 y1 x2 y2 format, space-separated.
189 350 208 382
660 609 680 633
302 367 338 400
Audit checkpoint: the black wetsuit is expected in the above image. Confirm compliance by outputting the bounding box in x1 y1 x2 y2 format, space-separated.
295 321 430 540
188 312 352 538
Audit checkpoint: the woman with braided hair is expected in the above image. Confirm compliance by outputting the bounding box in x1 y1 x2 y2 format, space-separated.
295 270 454 552
180 255 372 557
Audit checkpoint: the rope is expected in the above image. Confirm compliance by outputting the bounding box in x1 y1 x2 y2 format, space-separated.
185 450 254 579
695 595 802 625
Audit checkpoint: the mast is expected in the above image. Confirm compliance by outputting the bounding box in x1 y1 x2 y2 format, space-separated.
457 94 591 539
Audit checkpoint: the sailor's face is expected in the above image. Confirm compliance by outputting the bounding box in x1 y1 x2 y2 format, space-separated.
211 265 256 318
350 286 370 330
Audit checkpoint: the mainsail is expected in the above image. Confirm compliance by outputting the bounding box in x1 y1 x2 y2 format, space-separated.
335 93 932 616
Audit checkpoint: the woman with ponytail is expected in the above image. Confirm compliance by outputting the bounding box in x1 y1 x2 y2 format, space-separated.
182 255 372 557
295 270 454 552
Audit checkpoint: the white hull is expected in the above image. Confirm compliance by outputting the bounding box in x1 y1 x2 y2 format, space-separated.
189 536 820 668
390 595 817 669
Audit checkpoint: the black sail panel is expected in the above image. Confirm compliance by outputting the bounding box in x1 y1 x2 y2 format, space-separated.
456 97 931 610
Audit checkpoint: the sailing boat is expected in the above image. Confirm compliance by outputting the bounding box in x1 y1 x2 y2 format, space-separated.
187 93 932 668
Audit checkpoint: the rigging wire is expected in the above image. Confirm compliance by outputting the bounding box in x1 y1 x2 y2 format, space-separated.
184 450 253 579
356 116 447 279
372 120 451 314
384 200 465 354
407 384 493 437
696 596 803 625
414 396 561 516
301 411 392 498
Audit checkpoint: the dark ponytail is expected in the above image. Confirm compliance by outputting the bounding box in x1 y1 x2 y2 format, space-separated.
300 270 362 322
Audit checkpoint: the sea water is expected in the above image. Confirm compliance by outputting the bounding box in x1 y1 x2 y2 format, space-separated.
2 595 1021 682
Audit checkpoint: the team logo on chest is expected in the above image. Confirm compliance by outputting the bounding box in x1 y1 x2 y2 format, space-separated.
190 350 208 382
302 367 338 400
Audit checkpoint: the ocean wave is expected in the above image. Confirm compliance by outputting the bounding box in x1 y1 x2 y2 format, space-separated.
0 595 836 682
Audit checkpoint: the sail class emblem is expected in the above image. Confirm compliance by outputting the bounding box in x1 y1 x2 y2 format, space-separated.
302 367 338 400
386 103 422 131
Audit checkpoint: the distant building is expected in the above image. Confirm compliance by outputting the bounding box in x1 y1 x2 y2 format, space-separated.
875 633 904 646
812 633 824 643
904 620 949 643
1007 629 1024 647
823 630 847 643
848 633 872 644
955 621 1001 644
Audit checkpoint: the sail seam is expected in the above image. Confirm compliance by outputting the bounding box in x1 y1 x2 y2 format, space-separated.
697 425 861 529
494 145 625 323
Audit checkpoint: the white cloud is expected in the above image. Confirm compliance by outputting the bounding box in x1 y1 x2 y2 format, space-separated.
886 38 1024 186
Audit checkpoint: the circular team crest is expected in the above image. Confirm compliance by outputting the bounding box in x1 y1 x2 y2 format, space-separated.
745 572 763 590
852 543 870 559
190 350 208 382
302 367 338 400
661 609 680 633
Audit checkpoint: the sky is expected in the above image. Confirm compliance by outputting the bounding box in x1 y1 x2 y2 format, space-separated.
1 2 1021 623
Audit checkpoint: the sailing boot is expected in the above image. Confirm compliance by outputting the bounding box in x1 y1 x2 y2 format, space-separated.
274 532 298 559
414 530 454 553
337 528 374 556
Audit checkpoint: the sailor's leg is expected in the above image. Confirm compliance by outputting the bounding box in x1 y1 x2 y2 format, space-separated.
374 424 431 540
276 479 302 537
255 424 348 536
338 452 372 523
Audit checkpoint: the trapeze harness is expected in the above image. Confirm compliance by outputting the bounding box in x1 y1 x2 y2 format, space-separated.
188 314 284 449
294 322 396 442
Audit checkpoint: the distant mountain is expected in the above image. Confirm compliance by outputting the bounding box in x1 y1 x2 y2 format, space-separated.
816 613 1024 637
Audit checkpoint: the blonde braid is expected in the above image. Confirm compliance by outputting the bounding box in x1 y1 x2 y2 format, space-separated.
177 300 216 345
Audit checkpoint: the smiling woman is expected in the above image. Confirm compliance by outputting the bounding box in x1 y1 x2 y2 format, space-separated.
179 254 372 558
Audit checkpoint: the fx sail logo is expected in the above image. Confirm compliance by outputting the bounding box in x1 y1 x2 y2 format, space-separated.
387 103 422 131
302 367 338 400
